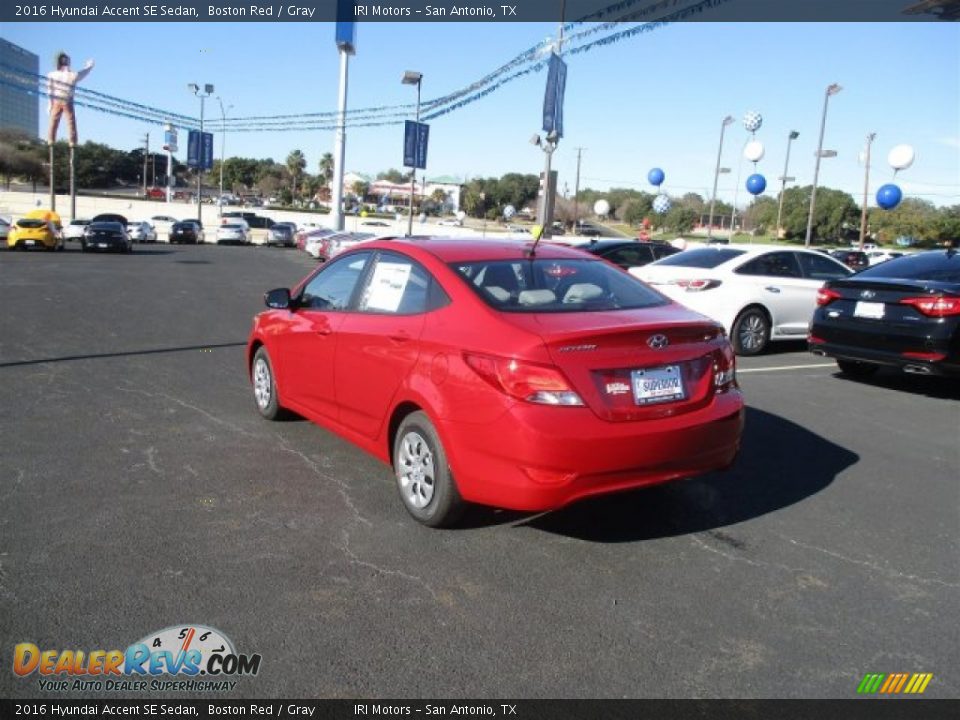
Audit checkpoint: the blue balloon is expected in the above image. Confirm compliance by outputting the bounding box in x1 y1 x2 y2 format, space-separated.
876 183 903 210
647 167 665 187
745 173 767 195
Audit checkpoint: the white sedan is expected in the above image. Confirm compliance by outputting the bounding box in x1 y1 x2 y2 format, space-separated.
636 245 852 355
127 221 157 243
63 218 92 241
216 221 251 245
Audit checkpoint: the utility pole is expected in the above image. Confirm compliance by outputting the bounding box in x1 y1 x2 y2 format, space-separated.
859 132 876 250
708 116 734 240
142 133 149 197
573 146 583 230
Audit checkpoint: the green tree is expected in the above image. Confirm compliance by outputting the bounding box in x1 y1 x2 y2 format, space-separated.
318 152 334 186
780 186 859 242
665 206 697 234
378 168 411 184
351 180 370 202
742 196 778 234
286 149 306 198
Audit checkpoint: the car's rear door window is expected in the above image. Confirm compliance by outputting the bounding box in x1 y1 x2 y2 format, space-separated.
736 252 802 278
797 252 852 280
357 251 448 315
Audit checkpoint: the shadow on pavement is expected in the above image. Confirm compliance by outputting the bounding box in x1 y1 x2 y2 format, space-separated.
830 368 960 401
0 341 246 368
515 406 858 542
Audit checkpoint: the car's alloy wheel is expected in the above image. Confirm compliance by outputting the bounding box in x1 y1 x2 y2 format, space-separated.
252 347 287 420
393 412 464 527
732 308 770 356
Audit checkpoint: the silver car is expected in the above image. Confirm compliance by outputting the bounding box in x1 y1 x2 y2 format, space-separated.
127 221 157 243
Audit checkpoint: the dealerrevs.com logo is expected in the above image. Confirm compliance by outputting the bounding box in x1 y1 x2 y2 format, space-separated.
13 624 261 693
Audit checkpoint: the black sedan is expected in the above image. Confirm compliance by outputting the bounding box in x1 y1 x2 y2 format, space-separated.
577 239 679 270
809 250 960 378
81 222 132 253
169 221 204 244
829 249 869 272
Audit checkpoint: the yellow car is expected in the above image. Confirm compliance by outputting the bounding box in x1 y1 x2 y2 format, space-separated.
7 217 64 251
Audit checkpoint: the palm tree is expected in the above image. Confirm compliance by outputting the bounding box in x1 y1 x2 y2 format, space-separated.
286 149 307 199
318 152 334 187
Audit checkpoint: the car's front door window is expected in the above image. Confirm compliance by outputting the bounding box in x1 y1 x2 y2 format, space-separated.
299 252 372 310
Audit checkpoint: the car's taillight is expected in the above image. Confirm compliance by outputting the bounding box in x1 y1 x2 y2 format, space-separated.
671 279 722 292
463 352 584 406
899 296 960 317
816 287 842 306
714 342 737 391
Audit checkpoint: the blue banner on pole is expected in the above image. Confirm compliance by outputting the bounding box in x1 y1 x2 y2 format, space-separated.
201 132 214 170
542 52 567 139
403 121 429 170
335 0 356 53
187 130 214 170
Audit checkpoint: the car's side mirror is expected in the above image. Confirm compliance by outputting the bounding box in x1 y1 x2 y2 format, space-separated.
264 288 292 310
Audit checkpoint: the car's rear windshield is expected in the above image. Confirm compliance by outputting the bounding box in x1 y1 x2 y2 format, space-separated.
17 219 45 229
222 224 243 230
651 247 746 269
856 251 960 283
450 258 668 313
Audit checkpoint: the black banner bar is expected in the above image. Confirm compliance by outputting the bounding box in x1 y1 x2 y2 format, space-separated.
1 0 955 23
1 699 959 720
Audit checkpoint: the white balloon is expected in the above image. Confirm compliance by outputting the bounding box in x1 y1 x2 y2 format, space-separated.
887 144 915 171
743 140 765 163
593 199 610 216
503 204 516 219
455 210 466 221
652 194 671 214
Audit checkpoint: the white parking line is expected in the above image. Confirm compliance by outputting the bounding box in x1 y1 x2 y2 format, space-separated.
738 362 837 374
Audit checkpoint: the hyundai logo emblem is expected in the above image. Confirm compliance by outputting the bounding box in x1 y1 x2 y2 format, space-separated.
860 290 876 299
647 334 669 350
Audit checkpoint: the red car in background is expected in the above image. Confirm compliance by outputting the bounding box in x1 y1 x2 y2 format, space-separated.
247 237 744 527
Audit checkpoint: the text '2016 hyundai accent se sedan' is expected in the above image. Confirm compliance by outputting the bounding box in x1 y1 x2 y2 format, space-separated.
247 237 744 527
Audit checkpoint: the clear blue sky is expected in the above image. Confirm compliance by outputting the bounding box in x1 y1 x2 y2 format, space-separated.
3 21 958 207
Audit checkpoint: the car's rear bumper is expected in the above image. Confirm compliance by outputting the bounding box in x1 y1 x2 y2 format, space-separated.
808 337 960 377
9 237 56 249
441 390 744 512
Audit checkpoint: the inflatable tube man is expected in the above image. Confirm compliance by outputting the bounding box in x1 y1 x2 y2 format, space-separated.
47 51 94 147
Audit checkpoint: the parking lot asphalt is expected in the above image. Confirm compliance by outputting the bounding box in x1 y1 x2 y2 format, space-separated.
1 243 957 700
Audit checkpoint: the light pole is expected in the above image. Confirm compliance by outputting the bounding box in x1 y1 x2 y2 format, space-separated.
776 130 800 239
402 70 422 237
216 97 233 217
859 132 876 250
805 83 842 247
531 132 558 236
188 82 214 224
708 115 734 240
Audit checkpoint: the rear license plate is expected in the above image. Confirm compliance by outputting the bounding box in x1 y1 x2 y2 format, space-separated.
25 240 35 246
854 301 884 319
97 243 108 248
631 365 685 405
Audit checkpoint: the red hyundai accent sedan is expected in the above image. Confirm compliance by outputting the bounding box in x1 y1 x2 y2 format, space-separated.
247 237 744 527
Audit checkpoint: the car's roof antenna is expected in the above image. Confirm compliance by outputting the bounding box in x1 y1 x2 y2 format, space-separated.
526 224 544 258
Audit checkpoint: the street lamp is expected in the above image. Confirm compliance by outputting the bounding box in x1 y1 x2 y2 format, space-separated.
708 115 734 240
859 132 877 250
216 97 233 217
531 131 559 236
804 83 841 247
776 130 800 239
188 82 214 224
402 70 422 237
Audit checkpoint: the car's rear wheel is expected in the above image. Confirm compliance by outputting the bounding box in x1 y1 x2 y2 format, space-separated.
393 412 464 528
732 307 771 356
836 359 879 378
252 346 288 420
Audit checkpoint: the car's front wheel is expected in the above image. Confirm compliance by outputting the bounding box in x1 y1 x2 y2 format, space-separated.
393 412 464 528
732 307 771 356
252 346 288 420
836 359 879 378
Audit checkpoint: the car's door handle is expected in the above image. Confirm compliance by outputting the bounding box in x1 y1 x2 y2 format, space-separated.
389 333 412 343
764 286 781 293
316 328 333 336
